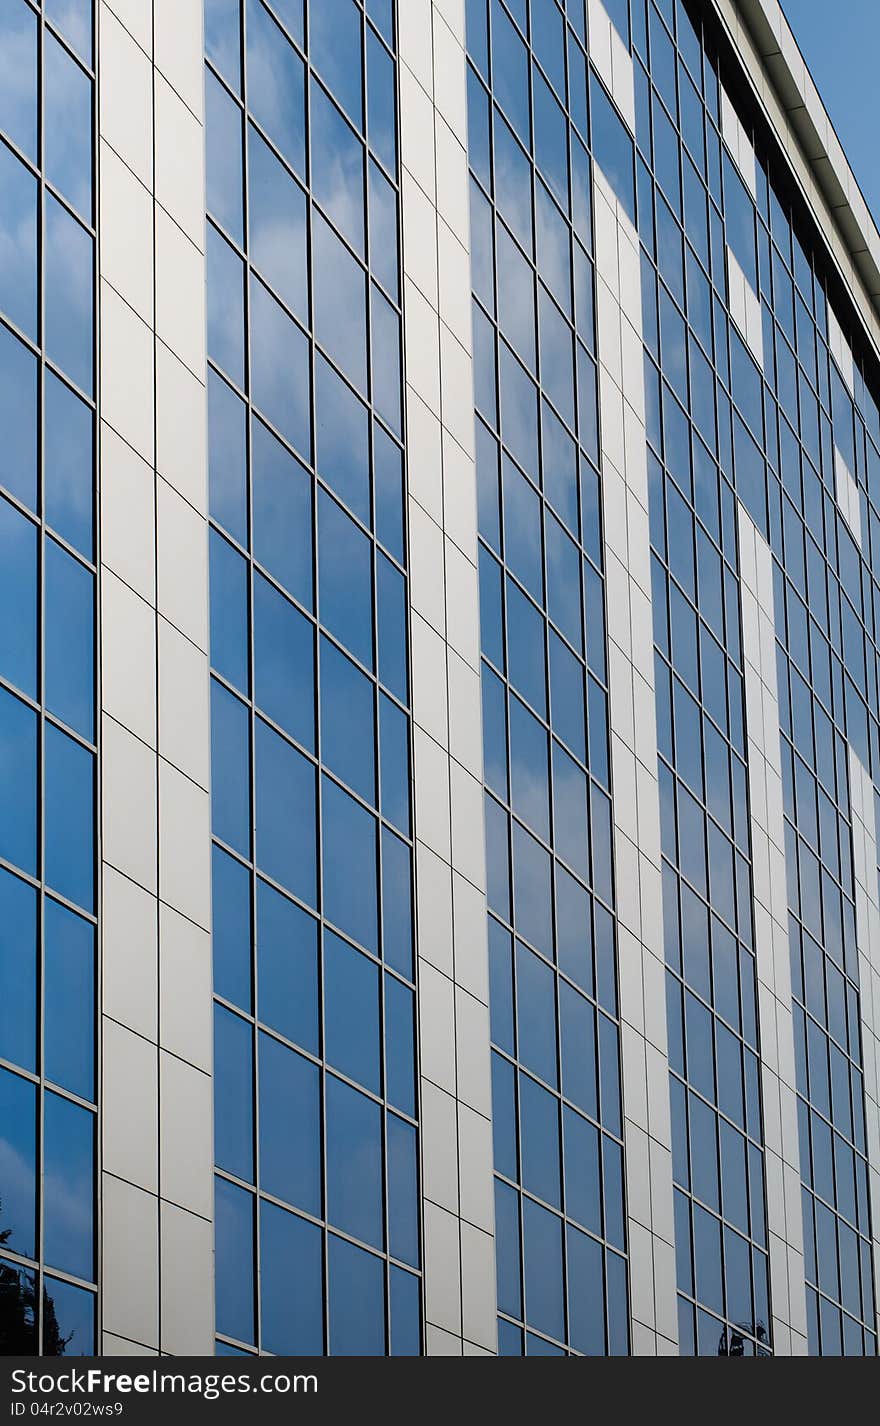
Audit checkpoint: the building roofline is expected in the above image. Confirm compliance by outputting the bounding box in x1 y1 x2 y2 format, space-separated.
711 0 880 363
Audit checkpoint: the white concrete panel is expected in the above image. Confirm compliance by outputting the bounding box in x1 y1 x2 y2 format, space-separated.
159 902 212 1074
593 161 677 1353
100 426 156 604
154 72 205 249
156 476 209 652
103 1019 159 1194
102 866 158 1043
402 0 493 1356
738 501 808 1352
101 569 157 749
158 761 211 931
156 341 209 516
99 140 153 324
101 1175 159 1351
100 283 155 463
159 1051 213 1218
99 4 153 187
159 1202 214 1356
102 715 158 896
158 617 211 791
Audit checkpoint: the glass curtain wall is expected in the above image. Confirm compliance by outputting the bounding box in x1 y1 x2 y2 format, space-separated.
205 0 421 1357
467 0 631 1357
0 0 98 1358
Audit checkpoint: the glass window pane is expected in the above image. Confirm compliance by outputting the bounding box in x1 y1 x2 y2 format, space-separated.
247 123 307 318
315 356 370 525
215 1176 255 1346
0 326 37 510
314 214 367 392
45 0 93 65
324 929 380 1093
390 1266 420 1356
0 687 36 878
44 372 93 559
44 900 94 1101
388 1113 419 1266
379 694 409 834
322 778 378 953
246 0 305 176
326 1075 383 1248
371 287 402 435
44 31 92 221
0 1259 37 1354
369 159 399 302
253 572 314 750
310 0 362 123
381 828 412 979
328 1236 385 1355
367 28 396 173
256 879 318 1052
0 1068 36 1258
45 727 94 913
522 1197 564 1340
260 1201 322 1354
0 495 37 699
212 844 252 1012
495 1179 522 1319
385 976 415 1118
45 540 94 741
590 73 635 221
42 1278 94 1358
0 2 38 160
45 197 93 397
210 529 250 694
206 68 244 243
520 1072 561 1206
214 1004 254 1182
0 141 37 341
318 491 373 668
210 680 251 857
0 869 36 1075
208 225 245 387
43 1092 93 1281
567 1224 604 1355
310 81 365 256
255 718 317 905
252 416 313 610
208 370 248 546
249 276 311 457
206 0 242 92
377 553 407 701
258 1032 320 1213
320 638 375 803
374 424 404 563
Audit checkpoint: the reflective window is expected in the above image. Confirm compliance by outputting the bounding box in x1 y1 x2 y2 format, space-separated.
0 10 96 1355
208 0 417 1356
468 0 628 1356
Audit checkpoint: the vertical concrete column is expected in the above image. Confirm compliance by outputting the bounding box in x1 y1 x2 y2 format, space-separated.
738 505 808 1354
847 748 880 1343
97 0 213 1356
592 164 678 1354
398 0 496 1357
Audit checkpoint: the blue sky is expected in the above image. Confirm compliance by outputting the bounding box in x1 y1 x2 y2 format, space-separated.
783 1 880 222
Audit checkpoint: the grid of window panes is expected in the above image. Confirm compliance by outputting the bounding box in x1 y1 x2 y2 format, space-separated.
467 0 630 1356
205 0 420 1357
0 0 97 1359
631 0 773 1356
773 244 880 1347
633 0 878 1355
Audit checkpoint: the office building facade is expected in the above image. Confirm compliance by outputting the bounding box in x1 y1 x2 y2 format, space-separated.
1 0 879 1357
